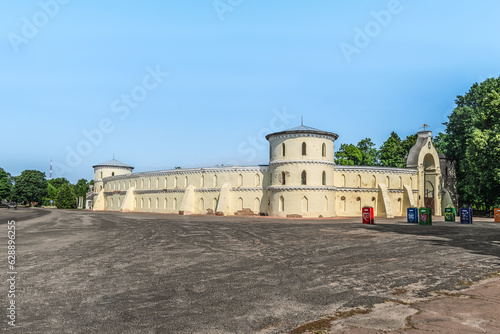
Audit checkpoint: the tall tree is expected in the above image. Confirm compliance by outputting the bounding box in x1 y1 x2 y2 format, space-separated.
0 168 12 200
48 177 71 189
11 170 47 205
379 132 406 168
440 77 500 208
55 184 77 209
335 144 363 165
74 179 90 198
356 138 378 166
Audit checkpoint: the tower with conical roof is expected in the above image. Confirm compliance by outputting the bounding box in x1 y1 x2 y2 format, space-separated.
92 158 134 193
265 124 339 217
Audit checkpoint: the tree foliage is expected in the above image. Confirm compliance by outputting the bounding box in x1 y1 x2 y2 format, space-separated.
439 77 500 208
0 168 12 200
356 138 378 166
378 132 406 168
55 184 77 209
335 144 363 165
11 170 47 204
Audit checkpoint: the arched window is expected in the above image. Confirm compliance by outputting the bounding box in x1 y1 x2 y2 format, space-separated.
213 175 217 187
164 198 167 209
100 172 103 179
155 198 159 209
282 143 286 157
141 198 144 208
148 178 152 188
199 198 204 211
322 143 326 157
134 198 137 208
279 196 284 211
164 177 167 188
387 176 390 188
156 178 159 188
399 176 403 189
281 171 286 185
302 142 307 155
111 172 115 176
357 175 361 188
371 175 376 188
173 198 177 210
238 174 243 187
255 174 260 186
301 170 307 185
254 198 260 213
341 174 346 187
148 198 151 209
200 175 204 187
322 171 326 185
238 197 243 210
184 176 188 187
302 196 308 212
174 177 177 188
141 179 144 189
134 180 137 189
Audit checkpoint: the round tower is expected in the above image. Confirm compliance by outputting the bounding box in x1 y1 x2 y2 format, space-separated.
265 125 339 217
92 158 134 192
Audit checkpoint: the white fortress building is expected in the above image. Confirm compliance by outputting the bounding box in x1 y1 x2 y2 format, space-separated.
91 126 456 218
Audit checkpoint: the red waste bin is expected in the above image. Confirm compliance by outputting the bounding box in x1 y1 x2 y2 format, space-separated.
362 206 374 224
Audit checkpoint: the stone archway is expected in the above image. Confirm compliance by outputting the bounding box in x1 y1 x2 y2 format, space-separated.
423 153 437 214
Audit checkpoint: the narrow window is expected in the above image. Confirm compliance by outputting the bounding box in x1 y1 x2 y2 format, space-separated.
282 143 286 157
302 196 308 212
281 171 286 185
238 174 243 187
112 172 115 176
100 172 103 179
238 197 243 210
174 177 177 188
302 142 307 155
173 198 177 210
148 198 151 209
357 174 361 188
184 176 188 187
387 176 390 188
164 177 168 188
164 198 167 209
156 198 159 209
213 175 218 187
279 196 284 211
255 174 260 186
341 174 346 187
322 171 326 185
200 175 204 187
301 171 307 185
254 198 260 213
156 178 159 188
322 143 326 157
199 198 204 211
141 198 144 208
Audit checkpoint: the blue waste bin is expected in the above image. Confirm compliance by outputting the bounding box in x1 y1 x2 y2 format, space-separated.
407 207 418 223
460 208 473 224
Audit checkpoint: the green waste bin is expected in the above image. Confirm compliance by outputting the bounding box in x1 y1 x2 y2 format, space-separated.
444 207 455 222
419 207 432 225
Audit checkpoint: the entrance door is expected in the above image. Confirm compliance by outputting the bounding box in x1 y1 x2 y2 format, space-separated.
424 181 435 214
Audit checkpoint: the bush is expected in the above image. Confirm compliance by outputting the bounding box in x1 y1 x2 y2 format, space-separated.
55 184 77 209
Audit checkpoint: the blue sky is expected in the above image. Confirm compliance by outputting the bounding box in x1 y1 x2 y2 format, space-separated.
1 0 500 182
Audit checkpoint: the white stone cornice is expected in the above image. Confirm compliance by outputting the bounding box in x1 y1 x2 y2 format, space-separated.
195 188 220 193
266 185 337 192
134 189 185 194
230 187 264 192
335 166 418 175
110 166 270 179
270 160 335 167
337 187 378 193
268 133 337 141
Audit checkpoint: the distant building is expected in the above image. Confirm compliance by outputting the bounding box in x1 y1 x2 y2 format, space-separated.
90 126 456 217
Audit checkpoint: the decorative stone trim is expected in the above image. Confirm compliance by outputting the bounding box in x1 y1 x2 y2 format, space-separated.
195 188 220 193
103 165 269 180
230 187 264 192
268 133 338 142
335 166 418 175
337 187 378 192
269 160 335 167
134 189 185 194
266 185 337 191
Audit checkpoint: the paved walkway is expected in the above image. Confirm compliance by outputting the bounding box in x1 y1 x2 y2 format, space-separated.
327 275 500 333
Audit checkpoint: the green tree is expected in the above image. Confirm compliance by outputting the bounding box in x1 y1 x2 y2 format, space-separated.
74 178 89 198
55 184 77 209
48 177 71 189
356 138 378 166
379 132 406 168
401 133 418 157
440 77 500 208
0 168 12 201
11 170 47 205
335 144 363 165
